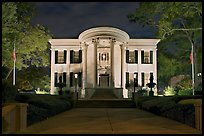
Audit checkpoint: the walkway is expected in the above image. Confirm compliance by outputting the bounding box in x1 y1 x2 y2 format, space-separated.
17 108 201 134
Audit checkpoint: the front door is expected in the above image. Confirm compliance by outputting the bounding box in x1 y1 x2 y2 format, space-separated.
99 74 109 87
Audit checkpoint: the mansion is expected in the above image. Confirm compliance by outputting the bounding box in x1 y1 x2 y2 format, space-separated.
49 27 160 98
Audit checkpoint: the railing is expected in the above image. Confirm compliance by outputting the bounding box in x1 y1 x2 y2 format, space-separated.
2 103 28 134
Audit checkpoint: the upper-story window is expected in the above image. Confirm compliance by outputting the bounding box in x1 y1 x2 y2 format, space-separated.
70 50 82 64
55 50 67 64
141 50 153 64
99 53 109 61
126 50 138 64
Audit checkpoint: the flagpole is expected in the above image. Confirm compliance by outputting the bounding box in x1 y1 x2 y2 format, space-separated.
13 39 16 86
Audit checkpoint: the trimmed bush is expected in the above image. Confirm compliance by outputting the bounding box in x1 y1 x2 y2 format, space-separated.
135 96 197 128
15 93 73 126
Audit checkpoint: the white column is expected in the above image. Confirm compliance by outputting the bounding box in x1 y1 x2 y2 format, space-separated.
154 48 157 93
122 43 128 98
110 38 115 88
81 43 88 98
92 38 98 88
50 48 55 95
138 49 142 86
66 49 70 90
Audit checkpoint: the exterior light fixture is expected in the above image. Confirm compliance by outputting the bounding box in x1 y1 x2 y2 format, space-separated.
75 73 78 78
197 73 202 77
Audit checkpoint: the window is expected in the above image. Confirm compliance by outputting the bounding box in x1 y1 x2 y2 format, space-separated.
54 72 67 87
55 50 67 64
126 50 138 64
99 53 109 61
141 50 153 64
70 50 82 63
70 72 82 87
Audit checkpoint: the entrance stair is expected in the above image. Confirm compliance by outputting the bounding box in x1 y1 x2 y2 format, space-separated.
75 88 135 108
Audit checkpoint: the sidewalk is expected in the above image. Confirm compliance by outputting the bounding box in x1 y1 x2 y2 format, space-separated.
17 108 202 134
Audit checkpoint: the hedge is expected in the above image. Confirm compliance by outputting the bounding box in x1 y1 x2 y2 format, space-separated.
15 93 73 126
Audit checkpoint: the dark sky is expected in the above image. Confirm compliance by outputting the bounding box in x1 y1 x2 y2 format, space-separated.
31 2 157 39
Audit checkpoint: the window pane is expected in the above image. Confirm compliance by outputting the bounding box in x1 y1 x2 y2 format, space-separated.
129 51 135 63
58 51 64 64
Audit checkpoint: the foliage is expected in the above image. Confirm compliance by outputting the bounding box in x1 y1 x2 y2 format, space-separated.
174 75 192 91
164 86 176 96
127 2 202 88
2 2 52 78
137 87 148 96
178 88 193 96
35 88 50 94
16 66 51 91
2 79 18 104
19 80 33 91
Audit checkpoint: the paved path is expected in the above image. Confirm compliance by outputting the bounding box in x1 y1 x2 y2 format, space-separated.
18 108 201 134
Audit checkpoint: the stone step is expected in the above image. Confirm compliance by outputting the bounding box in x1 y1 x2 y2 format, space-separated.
90 88 118 99
75 99 136 108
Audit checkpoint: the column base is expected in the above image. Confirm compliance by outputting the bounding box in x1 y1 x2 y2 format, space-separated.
123 88 128 98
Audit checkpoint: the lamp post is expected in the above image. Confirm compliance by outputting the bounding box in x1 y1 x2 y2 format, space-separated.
133 74 136 100
74 74 78 100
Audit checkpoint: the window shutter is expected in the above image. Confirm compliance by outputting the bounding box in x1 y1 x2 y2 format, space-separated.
142 73 144 87
54 73 58 87
126 50 129 63
79 50 82 63
141 51 144 64
64 50 67 64
63 72 66 86
70 72 73 87
55 51 58 64
134 50 138 64
70 50 73 63
150 51 153 64
126 72 129 87
78 72 82 87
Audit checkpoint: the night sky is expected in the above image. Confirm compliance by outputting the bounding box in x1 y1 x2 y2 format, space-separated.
31 2 157 39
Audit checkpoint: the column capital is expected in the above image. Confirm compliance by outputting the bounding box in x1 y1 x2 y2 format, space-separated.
82 42 89 49
119 44 126 50
92 38 99 44
108 37 116 43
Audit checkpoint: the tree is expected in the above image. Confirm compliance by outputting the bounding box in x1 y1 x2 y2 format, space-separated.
127 2 202 93
2 2 52 80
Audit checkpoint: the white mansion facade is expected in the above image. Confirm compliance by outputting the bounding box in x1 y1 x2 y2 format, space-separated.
49 27 160 98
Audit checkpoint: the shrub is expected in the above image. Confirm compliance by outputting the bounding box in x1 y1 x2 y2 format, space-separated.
178 87 193 96
137 87 148 96
163 86 176 96
15 93 72 126
2 79 17 104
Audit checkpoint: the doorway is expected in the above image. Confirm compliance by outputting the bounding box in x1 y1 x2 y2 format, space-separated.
99 74 109 87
